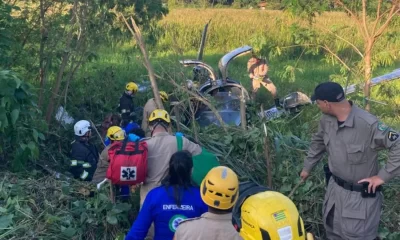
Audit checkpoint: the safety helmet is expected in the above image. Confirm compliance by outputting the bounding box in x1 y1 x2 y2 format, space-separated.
159 91 169 103
106 126 125 141
125 82 138 93
148 109 171 124
200 166 239 210
74 120 91 136
239 190 307 240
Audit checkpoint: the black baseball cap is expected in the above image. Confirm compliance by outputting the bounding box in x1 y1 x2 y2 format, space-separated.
311 82 346 102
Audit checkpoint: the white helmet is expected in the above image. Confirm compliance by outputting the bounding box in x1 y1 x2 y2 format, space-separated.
74 120 91 136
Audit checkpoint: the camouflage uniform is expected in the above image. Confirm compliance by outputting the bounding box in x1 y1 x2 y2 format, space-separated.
247 57 277 99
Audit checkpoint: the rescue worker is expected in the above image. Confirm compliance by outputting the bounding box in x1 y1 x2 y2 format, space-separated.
141 109 201 204
125 151 208 240
231 181 313 240
118 82 138 127
141 91 169 136
141 109 202 240
247 53 279 107
69 120 99 181
300 82 400 240
174 166 243 240
92 126 125 184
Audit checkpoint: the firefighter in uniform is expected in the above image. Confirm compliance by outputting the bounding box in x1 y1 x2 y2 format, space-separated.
69 120 99 181
118 82 138 127
92 126 125 184
247 53 279 107
141 91 169 137
174 166 243 240
300 82 400 240
141 109 202 240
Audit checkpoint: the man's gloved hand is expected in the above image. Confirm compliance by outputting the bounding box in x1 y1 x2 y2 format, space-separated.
128 133 140 142
175 132 184 137
104 137 111 146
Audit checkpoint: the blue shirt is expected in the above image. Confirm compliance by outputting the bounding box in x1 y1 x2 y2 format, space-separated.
125 186 208 240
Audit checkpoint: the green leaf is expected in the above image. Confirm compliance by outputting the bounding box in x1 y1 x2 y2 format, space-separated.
0 207 7 213
10 109 19 125
111 208 123 214
279 184 292 193
106 215 118 225
99 193 109 202
32 129 39 143
0 214 14 229
0 108 8 130
38 132 45 141
62 186 70 195
28 141 36 150
20 143 27 150
61 226 77 237
115 203 131 212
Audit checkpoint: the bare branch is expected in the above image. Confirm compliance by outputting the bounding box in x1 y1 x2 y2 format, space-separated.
334 0 368 40
157 73 228 132
372 0 383 34
319 25 363 57
120 14 164 110
361 0 370 38
279 43 357 75
321 44 352 71
374 5 400 39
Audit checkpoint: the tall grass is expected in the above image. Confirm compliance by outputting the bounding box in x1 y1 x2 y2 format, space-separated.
156 9 361 53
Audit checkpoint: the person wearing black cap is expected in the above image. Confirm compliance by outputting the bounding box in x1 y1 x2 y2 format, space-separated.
300 81 400 240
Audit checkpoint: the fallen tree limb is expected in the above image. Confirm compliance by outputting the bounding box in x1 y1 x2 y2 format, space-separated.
263 123 272 188
120 14 164 110
155 72 228 132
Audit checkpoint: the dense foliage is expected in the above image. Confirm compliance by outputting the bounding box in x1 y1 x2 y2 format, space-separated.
0 0 400 239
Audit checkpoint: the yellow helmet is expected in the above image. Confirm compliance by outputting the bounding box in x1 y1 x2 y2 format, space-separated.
239 191 307 240
148 109 171 124
106 126 125 141
200 166 239 210
159 91 169 103
125 82 138 93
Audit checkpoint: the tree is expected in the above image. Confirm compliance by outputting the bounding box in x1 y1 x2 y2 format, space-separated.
42 0 168 125
283 0 400 111
333 0 400 111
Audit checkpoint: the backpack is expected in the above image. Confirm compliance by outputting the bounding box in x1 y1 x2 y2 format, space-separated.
106 139 148 185
176 135 220 186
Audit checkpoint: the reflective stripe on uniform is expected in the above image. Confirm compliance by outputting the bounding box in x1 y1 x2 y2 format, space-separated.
71 160 78 166
80 170 89 180
82 163 91 168
121 109 131 113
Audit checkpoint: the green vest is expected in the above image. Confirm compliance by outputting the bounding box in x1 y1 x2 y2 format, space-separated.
176 135 220 186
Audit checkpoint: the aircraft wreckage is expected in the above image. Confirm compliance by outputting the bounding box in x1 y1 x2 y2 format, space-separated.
55 21 400 128
174 21 400 127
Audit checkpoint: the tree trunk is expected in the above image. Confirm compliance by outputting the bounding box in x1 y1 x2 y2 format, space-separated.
38 0 47 108
45 48 71 124
45 0 77 124
363 42 373 112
